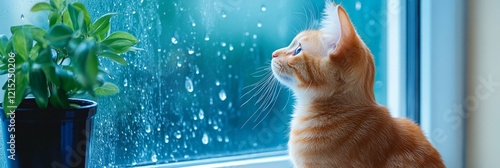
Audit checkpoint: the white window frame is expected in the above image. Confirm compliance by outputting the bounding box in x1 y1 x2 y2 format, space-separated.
420 0 466 167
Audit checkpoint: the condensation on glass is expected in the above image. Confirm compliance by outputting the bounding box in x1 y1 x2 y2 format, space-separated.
0 0 387 167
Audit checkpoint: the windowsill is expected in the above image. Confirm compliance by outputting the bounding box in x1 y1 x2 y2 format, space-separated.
137 151 292 168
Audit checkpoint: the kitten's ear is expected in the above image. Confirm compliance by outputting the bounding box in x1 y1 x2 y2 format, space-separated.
320 4 356 57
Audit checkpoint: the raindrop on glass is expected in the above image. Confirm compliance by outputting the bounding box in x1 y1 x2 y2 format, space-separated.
253 34 258 39
215 80 220 86
185 77 194 92
229 44 234 51
355 1 362 10
145 124 151 133
20 14 25 19
123 79 128 87
192 22 196 27
219 90 227 101
202 133 209 145
198 109 204 120
257 23 262 28
171 37 178 44
195 65 200 74
164 135 169 143
151 153 158 163
204 36 210 41
188 49 195 55
221 42 227 47
174 131 182 139
261 5 267 12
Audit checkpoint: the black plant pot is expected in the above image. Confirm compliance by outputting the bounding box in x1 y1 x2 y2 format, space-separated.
0 98 97 168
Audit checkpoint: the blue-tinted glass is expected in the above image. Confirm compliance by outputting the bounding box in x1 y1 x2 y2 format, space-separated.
0 0 386 167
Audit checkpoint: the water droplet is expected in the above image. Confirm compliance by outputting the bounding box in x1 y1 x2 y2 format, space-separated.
213 125 219 130
151 153 158 163
20 14 25 19
171 37 178 44
185 77 194 92
164 135 169 143
174 131 182 139
215 80 220 86
202 133 209 145
192 22 196 27
229 45 234 51
221 13 227 18
261 5 267 12
253 34 258 39
355 1 362 10
123 79 128 87
219 90 227 101
224 137 229 143
140 0 144 3
148 26 152 30
132 11 136 14
188 49 194 55
221 42 227 47
177 62 182 67
204 36 210 41
199 109 204 120
145 124 151 133
195 65 200 74
257 23 262 28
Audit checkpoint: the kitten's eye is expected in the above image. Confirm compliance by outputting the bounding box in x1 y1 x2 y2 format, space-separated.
293 45 302 56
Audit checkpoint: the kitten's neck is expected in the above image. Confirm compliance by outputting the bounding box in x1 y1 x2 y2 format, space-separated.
293 89 377 109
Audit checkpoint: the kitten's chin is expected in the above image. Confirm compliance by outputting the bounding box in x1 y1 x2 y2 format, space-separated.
273 73 295 88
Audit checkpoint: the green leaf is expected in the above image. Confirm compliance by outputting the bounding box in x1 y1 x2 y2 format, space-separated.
35 46 53 64
56 67 79 92
31 2 52 12
12 26 33 60
29 43 41 60
48 11 60 27
67 4 84 31
0 35 9 56
71 40 98 96
29 64 49 109
42 64 58 86
50 0 64 10
94 82 119 96
3 71 28 116
31 27 47 44
90 13 117 40
72 2 91 28
101 31 139 53
100 51 127 65
62 10 74 30
45 24 73 48
49 84 69 109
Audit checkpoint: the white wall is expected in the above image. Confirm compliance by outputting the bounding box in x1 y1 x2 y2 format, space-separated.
467 0 500 167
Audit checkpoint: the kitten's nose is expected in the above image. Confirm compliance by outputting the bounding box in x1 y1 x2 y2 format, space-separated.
272 51 279 58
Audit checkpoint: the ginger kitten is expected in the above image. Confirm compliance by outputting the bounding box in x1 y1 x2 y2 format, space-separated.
271 3 444 168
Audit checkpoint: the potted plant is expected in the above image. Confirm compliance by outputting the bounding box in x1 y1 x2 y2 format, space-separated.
0 0 139 167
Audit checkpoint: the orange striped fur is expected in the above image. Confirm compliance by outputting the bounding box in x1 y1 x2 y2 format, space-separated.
271 3 444 168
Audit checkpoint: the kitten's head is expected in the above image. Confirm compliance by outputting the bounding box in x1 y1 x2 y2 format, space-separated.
271 3 375 102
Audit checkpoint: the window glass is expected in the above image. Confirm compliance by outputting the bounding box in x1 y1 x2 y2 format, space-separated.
0 0 387 167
